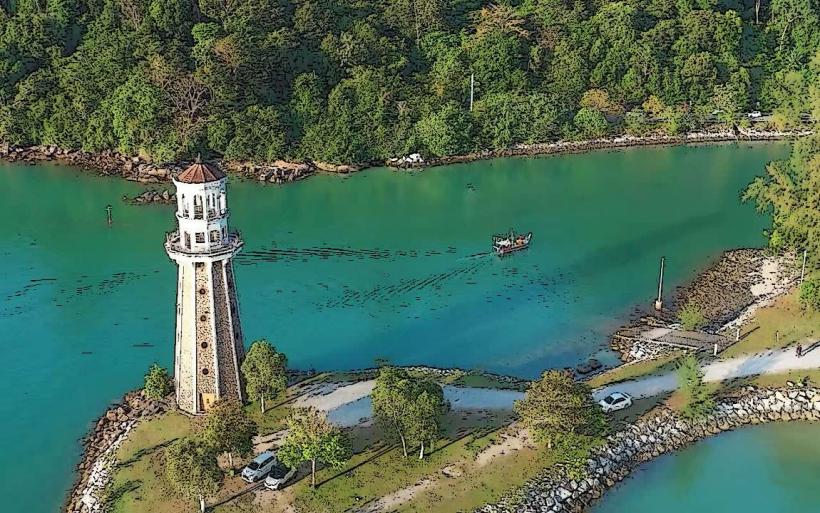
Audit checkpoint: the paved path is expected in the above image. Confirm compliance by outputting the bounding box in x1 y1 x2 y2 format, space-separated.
594 344 820 401
291 345 820 427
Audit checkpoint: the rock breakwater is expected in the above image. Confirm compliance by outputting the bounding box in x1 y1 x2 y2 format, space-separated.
476 384 820 513
64 391 167 513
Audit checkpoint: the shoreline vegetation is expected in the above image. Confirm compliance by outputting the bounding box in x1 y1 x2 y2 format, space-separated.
64 242 804 513
1 128 810 191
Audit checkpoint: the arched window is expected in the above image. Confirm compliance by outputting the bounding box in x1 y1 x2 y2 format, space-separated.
193 195 204 219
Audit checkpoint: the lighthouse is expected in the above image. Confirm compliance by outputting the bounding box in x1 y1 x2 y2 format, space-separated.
165 158 245 415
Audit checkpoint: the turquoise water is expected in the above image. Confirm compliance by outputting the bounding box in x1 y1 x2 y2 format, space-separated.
0 142 787 511
591 422 820 513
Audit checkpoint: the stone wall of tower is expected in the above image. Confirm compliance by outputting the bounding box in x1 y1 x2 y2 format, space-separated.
176 263 196 413
224 261 246 363
194 262 216 402
212 260 241 400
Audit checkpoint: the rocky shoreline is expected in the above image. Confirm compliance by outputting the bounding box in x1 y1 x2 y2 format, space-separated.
64 391 168 513
611 249 799 361
477 383 820 513
2 128 809 187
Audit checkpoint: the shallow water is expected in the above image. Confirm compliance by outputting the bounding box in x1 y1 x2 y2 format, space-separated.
591 422 820 513
0 142 786 511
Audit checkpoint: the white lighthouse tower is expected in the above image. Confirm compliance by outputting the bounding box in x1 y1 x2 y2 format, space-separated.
165 158 245 414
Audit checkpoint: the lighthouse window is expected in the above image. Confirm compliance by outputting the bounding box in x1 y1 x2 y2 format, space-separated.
199 315 207 321
202 368 209 375
201 342 208 349
184 232 191 249
195 232 205 244
199 288 207 295
210 230 220 242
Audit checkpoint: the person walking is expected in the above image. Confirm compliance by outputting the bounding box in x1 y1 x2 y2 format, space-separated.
796 343 803 358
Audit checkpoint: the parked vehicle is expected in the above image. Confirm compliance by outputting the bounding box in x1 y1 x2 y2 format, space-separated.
747 111 762 118
241 451 277 483
264 462 297 490
598 392 633 413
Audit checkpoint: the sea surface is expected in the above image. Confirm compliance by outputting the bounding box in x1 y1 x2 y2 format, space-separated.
591 422 820 513
0 142 788 511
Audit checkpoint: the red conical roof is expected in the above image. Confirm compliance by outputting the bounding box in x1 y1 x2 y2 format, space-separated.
176 156 226 184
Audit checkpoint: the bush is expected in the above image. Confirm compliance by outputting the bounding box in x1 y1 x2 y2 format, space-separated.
144 363 171 400
678 302 706 331
799 276 820 311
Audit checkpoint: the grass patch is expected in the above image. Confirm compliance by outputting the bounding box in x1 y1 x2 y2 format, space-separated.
721 290 820 358
587 352 684 389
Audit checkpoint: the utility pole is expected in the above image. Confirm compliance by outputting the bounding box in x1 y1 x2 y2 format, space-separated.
105 205 113 226
654 256 665 311
800 249 807 283
469 73 475 112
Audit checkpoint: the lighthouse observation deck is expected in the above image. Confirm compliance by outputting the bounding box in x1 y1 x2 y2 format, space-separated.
165 230 243 259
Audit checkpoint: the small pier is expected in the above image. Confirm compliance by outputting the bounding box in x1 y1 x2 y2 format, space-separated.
614 326 733 353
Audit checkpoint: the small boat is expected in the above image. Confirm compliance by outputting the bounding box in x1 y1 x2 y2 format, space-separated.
492 230 532 256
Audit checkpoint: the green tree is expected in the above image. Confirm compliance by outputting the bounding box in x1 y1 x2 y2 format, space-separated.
679 302 707 330
143 363 171 400
165 437 221 513
372 366 448 458
676 354 714 420
277 407 351 487
405 380 447 459
573 107 609 139
371 366 416 457
201 399 257 468
415 103 472 157
799 276 820 311
514 370 607 449
241 339 288 413
744 134 820 264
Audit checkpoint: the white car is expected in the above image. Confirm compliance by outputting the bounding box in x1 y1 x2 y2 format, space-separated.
598 392 633 413
241 451 277 483
747 111 762 118
263 462 297 490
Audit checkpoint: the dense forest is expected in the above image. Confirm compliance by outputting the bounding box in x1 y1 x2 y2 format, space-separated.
0 0 817 164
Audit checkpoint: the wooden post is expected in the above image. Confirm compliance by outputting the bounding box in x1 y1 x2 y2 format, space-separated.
713 343 718 357
469 73 475 112
800 249 807 283
654 256 665 311
105 205 113 226
735 327 741 341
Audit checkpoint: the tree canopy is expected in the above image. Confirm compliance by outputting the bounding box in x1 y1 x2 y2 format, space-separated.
1 0 817 164
240 339 288 413
164 437 221 512
143 363 171 400
514 369 607 448
277 406 351 488
371 366 448 459
200 399 257 468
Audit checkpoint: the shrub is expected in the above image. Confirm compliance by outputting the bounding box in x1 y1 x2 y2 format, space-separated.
679 302 706 331
143 363 171 400
799 276 820 311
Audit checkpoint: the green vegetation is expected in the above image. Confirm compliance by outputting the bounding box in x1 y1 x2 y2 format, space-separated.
164 437 221 513
514 370 607 449
241 339 287 413
201 399 257 469
799 275 820 311
679 302 707 331
1 0 817 164
675 354 714 420
372 366 449 459
143 363 171 400
278 407 351 488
